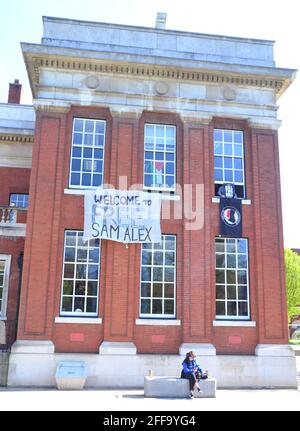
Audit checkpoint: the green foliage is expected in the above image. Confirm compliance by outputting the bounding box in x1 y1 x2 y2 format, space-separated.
285 248 300 322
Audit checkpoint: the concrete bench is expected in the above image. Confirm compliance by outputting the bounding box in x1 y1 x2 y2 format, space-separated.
144 376 216 398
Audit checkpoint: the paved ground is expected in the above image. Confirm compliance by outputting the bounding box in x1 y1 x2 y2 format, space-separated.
0 386 300 411
0 356 299 411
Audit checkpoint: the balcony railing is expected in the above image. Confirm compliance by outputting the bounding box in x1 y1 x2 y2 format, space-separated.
0 207 27 226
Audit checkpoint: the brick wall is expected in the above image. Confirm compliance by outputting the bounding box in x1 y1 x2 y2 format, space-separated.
0 167 30 207
15 107 288 354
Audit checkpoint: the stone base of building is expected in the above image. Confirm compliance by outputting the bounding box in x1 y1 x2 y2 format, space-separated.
7 341 297 389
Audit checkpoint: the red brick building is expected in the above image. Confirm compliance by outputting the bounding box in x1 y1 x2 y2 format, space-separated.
1 15 298 387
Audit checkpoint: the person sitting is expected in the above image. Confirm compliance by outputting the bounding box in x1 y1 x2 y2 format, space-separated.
180 351 203 398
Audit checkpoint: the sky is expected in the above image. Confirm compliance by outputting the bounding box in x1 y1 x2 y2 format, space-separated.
1 0 299 247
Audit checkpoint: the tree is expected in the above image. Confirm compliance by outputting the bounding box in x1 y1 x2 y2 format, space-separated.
285 248 300 323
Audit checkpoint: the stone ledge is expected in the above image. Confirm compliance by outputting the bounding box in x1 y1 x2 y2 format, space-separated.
179 343 216 356
10 340 55 354
255 344 295 357
99 341 137 355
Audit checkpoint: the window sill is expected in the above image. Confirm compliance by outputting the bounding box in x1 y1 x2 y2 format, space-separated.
213 320 256 327
55 317 102 324
136 318 181 326
212 197 251 205
64 188 180 201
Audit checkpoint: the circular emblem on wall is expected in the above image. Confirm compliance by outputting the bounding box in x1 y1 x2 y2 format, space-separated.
223 87 236 101
221 206 241 226
85 75 100 89
155 82 169 95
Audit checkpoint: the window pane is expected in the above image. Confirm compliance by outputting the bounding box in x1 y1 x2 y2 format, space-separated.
74 119 84 132
153 283 162 297
214 156 223 168
214 130 222 142
141 283 151 297
227 254 236 268
77 249 87 262
142 267 151 281
238 302 248 316
238 255 248 269
224 158 233 169
74 297 85 313
75 280 86 295
227 301 237 316
237 239 247 254
94 134 104 147
214 169 223 181
64 247 75 262
216 270 225 283
64 264 74 279
216 285 225 299
141 299 150 314
215 239 225 253
152 299 162 314
164 283 174 298
87 281 98 296
227 270 236 284
216 254 225 268
76 264 87 279
164 300 174 315
153 267 163 281
238 285 248 300
237 270 247 284
88 265 98 280
63 280 73 295
62 297 72 312
86 298 97 313
142 250 152 266
226 240 236 253
227 285 237 300
164 267 174 282
153 252 163 265
165 252 175 266
216 301 225 316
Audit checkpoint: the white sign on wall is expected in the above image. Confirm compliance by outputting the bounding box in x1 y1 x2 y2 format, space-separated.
83 189 161 244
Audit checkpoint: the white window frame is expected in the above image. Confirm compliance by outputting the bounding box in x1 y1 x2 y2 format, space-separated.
0 255 11 319
143 123 176 192
215 237 250 320
140 235 176 319
69 118 106 189
60 230 101 317
214 129 245 198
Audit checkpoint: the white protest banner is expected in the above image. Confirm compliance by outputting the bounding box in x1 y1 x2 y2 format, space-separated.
83 189 161 243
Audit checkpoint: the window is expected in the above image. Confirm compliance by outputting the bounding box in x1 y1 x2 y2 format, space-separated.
60 231 101 316
9 194 29 208
0 255 11 319
144 124 176 191
215 238 250 320
214 129 245 198
69 118 106 189
140 235 176 318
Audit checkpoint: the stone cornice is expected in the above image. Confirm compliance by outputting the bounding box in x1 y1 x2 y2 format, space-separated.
22 47 296 101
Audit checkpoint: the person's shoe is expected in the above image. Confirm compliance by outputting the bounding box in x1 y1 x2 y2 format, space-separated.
189 392 194 399
197 387 203 394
